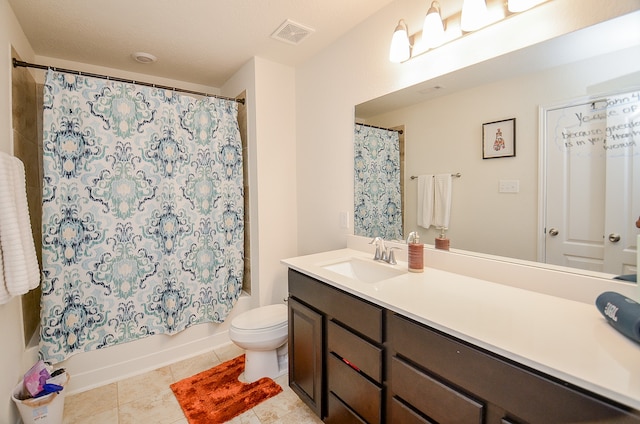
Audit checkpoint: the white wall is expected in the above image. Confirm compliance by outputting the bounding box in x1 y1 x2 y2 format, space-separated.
365 46 640 261
295 0 640 255
224 58 298 307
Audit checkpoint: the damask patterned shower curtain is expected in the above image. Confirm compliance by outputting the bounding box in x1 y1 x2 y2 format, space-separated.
39 71 244 363
354 124 402 241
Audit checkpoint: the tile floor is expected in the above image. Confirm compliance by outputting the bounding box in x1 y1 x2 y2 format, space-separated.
61 343 324 424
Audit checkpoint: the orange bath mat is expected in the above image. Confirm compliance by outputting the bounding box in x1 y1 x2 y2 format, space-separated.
170 354 283 423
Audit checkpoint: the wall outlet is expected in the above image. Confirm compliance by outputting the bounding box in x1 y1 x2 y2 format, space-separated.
339 211 350 229
499 179 519 193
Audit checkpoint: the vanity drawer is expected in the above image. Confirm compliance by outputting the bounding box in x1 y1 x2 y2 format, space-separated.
326 392 368 424
390 397 436 424
289 269 383 342
391 356 484 423
388 312 640 423
328 320 383 383
328 353 382 423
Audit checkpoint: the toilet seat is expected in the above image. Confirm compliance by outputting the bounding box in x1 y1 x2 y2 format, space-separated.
230 304 287 332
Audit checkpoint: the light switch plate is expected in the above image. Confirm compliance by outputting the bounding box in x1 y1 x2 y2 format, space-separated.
339 211 350 229
499 179 519 193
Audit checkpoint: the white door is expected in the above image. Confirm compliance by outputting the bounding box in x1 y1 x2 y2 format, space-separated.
543 90 639 274
603 92 640 275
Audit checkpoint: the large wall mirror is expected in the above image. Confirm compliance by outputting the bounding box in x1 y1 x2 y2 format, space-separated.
355 11 640 277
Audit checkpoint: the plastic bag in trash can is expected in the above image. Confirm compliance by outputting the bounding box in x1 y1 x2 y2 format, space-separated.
12 374 69 424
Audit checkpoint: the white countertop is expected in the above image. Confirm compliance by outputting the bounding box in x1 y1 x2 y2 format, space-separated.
282 248 640 411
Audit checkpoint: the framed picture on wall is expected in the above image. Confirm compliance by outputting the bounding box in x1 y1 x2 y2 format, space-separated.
483 118 515 159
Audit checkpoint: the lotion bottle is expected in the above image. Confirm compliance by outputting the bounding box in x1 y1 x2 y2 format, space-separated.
435 227 450 251
407 231 424 273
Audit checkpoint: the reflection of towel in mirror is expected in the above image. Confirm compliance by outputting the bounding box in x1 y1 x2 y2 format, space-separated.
433 174 452 229
0 152 40 305
417 175 434 229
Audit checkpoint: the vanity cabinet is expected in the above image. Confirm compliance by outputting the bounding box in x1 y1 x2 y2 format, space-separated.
288 267 640 423
387 312 640 424
288 269 385 423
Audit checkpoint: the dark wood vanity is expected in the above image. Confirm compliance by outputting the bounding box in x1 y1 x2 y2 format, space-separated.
287 268 640 423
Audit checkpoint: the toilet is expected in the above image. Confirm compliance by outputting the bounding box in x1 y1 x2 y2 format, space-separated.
229 303 288 383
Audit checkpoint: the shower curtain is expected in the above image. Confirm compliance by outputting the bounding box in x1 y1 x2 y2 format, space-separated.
354 124 402 241
39 71 244 363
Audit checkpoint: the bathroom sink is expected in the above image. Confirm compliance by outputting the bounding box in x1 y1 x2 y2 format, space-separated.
321 257 406 284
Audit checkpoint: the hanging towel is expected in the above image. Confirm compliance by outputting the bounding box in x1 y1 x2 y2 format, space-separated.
417 175 434 229
433 173 452 229
0 152 40 305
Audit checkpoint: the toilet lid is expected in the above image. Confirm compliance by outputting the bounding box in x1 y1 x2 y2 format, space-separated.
231 304 287 331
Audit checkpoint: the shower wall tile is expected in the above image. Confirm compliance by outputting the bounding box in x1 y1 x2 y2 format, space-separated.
11 48 42 345
11 61 38 143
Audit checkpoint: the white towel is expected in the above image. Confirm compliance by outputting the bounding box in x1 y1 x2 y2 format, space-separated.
0 152 40 305
433 173 452 229
417 175 434 229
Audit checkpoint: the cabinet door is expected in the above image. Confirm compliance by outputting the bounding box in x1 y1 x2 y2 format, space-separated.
288 297 323 417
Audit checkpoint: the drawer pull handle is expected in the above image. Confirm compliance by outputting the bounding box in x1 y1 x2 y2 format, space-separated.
342 357 361 372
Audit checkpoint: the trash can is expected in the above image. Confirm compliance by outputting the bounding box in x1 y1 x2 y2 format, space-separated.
11 376 68 424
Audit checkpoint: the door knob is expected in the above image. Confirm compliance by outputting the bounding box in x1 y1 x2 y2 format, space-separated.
608 233 621 243
548 228 559 236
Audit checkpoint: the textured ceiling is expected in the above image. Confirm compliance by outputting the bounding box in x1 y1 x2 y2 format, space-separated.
8 0 397 87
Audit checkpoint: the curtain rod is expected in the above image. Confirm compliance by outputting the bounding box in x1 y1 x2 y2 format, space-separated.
356 122 404 135
12 58 245 105
410 173 462 179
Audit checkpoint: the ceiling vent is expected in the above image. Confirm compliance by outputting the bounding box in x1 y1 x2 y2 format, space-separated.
271 19 315 45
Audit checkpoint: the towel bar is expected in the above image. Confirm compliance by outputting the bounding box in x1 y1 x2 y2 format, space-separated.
410 173 461 180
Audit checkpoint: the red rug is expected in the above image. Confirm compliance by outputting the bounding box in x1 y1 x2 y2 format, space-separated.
170 354 283 423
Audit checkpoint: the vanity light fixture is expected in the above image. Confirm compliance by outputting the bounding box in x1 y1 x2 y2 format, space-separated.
460 0 489 32
389 0 549 63
389 19 411 63
422 1 446 49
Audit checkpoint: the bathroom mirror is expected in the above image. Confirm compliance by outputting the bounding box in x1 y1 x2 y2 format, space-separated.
355 12 640 275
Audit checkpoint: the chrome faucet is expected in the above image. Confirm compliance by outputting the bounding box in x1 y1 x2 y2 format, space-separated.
370 237 399 265
369 237 384 261
382 246 399 265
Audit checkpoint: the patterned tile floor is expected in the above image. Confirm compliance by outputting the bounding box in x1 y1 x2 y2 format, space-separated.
62 343 323 424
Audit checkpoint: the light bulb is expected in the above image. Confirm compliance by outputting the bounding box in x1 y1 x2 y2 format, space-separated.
389 20 410 62
461 0 489 32
422 1 445 49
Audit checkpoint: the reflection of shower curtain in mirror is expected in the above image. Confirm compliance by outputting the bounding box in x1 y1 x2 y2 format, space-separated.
40 71 244 363
354 124 402 240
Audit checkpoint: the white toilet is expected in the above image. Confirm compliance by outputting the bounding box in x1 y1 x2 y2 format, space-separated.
229 303 289 383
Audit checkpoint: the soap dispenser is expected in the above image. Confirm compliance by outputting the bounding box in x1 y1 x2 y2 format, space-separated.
407 231 424 273
435 227 450 251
